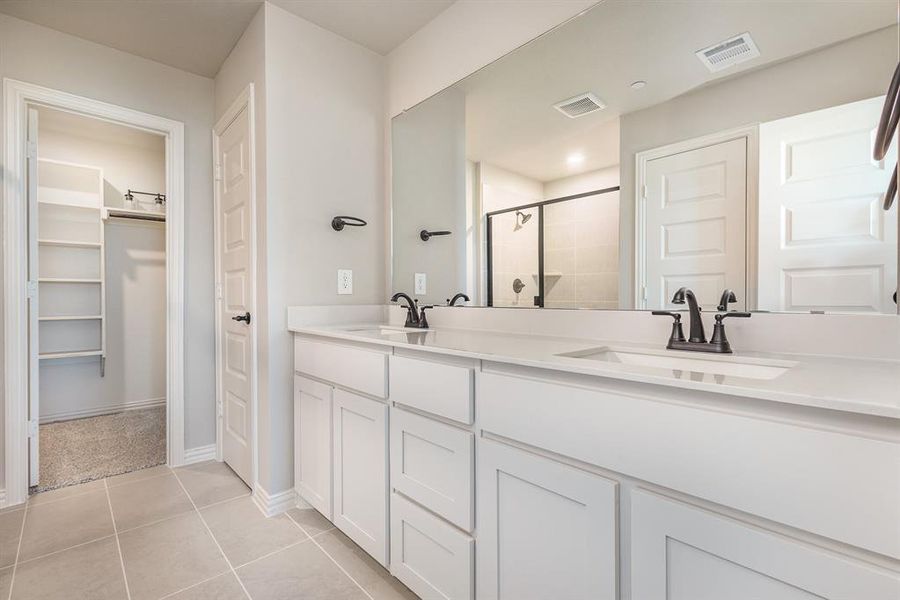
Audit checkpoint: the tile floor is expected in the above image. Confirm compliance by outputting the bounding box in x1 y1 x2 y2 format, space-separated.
0 461 418 600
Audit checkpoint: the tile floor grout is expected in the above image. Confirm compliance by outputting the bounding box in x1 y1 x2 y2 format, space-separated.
284 510 377 600
170 468 254 600
5 462 411 600
105 478 133 600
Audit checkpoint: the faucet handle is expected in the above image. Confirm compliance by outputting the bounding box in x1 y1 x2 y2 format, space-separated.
652 311 686 346
716 311 751 320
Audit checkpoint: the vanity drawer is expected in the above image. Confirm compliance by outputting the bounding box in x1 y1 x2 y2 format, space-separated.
390 354 474 423
479 370 900 559
390 492 474 600
294 336 388 398
390 407 474 530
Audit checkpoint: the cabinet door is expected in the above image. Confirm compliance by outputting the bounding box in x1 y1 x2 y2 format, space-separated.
477 439 618 600
631 489 900 600
333 388 389 566
294 376 333 519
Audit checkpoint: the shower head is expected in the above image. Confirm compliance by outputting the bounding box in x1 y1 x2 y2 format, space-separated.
514 210 532 230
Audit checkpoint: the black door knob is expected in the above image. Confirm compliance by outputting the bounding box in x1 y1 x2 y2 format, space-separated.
232 312 251 325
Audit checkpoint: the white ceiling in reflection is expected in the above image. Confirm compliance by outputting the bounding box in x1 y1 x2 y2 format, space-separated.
456 0 896 182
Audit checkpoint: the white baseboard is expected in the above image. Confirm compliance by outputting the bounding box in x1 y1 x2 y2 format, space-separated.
183 444 217 465
40 397 166 424
252 485 297 518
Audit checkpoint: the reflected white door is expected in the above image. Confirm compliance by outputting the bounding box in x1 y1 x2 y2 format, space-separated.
758 96 897 313
27 107 40 487
642 137 747 310
216 105 254 485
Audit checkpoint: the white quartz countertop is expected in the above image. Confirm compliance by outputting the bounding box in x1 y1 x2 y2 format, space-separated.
289 322 900 419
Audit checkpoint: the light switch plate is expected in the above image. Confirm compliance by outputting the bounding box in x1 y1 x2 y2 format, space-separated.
415 273 427 295
337 269 353 295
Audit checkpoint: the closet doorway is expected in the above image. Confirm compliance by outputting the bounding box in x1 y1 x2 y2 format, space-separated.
3 80 186 506
28 107 168 492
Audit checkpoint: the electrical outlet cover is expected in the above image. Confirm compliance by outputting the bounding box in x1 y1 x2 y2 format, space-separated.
415 273 427 295
338 269 353 295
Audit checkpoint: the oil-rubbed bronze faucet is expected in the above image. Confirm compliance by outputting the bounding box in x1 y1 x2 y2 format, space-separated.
390 292 431 329
653 287 750 353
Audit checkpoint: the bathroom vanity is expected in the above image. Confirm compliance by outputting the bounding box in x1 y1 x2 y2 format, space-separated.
289 308 900 600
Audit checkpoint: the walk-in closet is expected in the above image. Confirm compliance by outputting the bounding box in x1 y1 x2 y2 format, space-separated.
31 106 167 492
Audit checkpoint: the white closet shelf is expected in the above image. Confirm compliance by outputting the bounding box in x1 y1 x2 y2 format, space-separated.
38 239 102 248
39 350 103 360
37 199 101 210
39 315 102 321
38 278 102 284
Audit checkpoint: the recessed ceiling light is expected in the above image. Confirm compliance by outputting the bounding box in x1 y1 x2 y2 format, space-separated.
567 153 585 166
630 80 647 90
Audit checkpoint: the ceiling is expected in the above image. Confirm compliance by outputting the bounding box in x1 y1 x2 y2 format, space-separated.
271 0 453 55
0 0 262 77
0 0 454 78
455 0 897 182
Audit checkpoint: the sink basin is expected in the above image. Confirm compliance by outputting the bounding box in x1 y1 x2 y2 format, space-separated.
557 347 795 380
343 325 424 335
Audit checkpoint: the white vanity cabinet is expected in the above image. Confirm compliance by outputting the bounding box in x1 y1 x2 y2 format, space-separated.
477 438 618 600
291 329 900 600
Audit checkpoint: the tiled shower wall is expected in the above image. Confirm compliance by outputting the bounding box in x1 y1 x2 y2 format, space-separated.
544 190 620 309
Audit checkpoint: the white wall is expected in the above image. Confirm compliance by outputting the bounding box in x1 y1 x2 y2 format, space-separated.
37 119 167 421
0 13 217 489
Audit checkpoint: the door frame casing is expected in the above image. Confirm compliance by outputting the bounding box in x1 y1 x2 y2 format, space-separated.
634 125 759 310
2 78 186 506
212 84 259 491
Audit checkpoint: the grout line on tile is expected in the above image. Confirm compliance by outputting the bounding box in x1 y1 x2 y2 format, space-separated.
5 496 28 600
113 506 197 537
285 510 375 600
26 484 104 508
14 533 118 566
105 478 132 600
105 467 173 489
170 469 253 600
156 568 233 600
231 537 311 571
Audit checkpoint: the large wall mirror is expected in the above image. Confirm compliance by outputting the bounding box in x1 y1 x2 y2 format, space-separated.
391 0 899 314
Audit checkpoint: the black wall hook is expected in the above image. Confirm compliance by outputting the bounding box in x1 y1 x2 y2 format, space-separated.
420 229 451 241
332 216 367 231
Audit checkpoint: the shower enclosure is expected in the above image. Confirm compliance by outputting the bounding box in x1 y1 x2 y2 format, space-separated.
486 186 620 308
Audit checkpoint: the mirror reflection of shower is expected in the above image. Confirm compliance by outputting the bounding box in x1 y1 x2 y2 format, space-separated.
513 210 532 231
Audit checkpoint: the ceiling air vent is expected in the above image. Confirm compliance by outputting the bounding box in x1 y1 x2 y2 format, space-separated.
553 93 606 119
696 32 760 73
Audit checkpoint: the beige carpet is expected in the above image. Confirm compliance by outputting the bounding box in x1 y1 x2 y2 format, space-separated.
35 406 166 493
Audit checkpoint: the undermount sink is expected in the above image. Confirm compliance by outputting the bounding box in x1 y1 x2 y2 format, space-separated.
557 347 796 380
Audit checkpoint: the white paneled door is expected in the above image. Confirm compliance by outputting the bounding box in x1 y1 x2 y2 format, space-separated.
642 137 748 310
758 96 897 313
216 104 254 485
